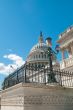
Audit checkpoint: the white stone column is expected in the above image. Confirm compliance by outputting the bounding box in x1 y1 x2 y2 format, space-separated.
70 44 73 56
67 46 72 58
60 49 66 69
61 49 65 60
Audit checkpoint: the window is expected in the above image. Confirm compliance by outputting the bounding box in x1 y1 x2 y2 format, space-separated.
39 54 40 58
41 53 43 58
44 54 46 58
34 55 35 59
36 55 38 58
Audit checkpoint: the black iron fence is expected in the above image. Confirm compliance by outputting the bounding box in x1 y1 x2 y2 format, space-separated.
2 64 73 89
25 65 73 87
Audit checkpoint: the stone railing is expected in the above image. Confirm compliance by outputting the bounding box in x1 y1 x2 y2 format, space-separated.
59 26 73 39
60 57 73 70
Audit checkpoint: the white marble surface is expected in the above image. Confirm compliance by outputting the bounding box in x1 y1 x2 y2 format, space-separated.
0 83 73 110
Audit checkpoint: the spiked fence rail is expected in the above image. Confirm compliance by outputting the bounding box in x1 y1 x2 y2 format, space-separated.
2 64 73 89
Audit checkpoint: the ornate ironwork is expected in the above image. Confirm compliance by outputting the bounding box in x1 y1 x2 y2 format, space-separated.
2 64 73 90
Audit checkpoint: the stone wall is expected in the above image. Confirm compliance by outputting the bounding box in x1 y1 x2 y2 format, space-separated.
1 83 73 110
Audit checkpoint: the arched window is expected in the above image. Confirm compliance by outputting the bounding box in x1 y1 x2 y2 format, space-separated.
41 53 43 58
36 55 38 58
44 54 46 58
39 54 40 58
34 55 35 59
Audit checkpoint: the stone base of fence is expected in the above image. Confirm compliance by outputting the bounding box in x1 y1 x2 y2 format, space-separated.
0 83 73 110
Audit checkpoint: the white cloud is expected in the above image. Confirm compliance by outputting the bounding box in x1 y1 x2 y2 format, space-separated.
4 54 25 66
0 63 6 72
0 54 25 75
0 63 9 75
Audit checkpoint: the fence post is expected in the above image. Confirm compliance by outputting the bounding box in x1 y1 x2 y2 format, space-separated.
59 69 62 86
44 66 46 85
24 64 27 83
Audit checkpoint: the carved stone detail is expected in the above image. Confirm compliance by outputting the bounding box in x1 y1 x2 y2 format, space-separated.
24 95 73 105
1 96 24 106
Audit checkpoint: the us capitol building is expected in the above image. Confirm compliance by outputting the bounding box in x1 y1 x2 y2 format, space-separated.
2 32 59 90
26 32 59 70
0 26 73 110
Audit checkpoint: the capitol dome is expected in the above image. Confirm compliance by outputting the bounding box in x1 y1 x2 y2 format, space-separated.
26 32 57 67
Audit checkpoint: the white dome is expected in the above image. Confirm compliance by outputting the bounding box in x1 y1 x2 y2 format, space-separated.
30 42 48 53
26 35 56 64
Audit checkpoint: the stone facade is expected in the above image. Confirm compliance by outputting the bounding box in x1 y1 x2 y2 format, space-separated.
57 26 73 71
0 83 73 110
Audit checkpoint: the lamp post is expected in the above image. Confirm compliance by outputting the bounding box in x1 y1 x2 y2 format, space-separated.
46 37 59 83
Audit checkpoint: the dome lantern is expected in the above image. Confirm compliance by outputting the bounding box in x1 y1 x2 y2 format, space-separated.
39 31 44 43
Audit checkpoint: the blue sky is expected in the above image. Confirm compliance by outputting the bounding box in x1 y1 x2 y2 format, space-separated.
0 0 73 89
